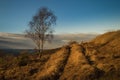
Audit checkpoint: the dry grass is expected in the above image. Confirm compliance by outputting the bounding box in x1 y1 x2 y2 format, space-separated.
35 46 70 80
92 30 120 45
0 30 120 80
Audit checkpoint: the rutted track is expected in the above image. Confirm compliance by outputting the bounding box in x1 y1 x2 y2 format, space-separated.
59 43 101 80
34 43 103 80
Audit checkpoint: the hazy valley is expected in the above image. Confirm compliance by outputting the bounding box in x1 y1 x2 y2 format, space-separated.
0 32 97 49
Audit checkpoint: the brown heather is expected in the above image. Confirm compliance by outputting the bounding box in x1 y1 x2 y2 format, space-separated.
0 30 120 80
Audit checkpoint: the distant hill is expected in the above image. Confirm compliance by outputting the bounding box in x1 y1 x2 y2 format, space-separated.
0 30 120 80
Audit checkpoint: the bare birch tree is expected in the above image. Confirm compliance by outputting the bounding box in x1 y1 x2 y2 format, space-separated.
25 7 56 54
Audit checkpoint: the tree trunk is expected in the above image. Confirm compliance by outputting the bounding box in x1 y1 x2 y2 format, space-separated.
41 34 44 53
38 43 41 58
41 42 44 53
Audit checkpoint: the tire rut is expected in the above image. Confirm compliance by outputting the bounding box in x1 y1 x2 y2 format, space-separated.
59 43 103 80
35 46 71 80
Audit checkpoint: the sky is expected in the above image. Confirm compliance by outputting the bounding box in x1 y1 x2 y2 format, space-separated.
0 0 120 34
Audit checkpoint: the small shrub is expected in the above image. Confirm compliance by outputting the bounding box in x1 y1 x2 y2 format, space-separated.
68 41 78 45
0 56 15 69
17 52 30 66
29 68 38 76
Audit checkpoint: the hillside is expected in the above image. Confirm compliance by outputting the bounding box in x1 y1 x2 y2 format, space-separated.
0 30 120 80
